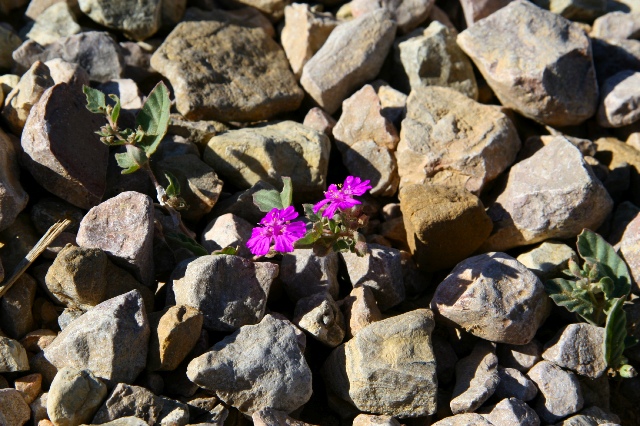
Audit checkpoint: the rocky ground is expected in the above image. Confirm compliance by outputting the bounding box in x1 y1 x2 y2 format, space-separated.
1 0 640 425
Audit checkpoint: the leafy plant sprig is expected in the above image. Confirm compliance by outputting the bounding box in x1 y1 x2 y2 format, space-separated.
545 229 638 378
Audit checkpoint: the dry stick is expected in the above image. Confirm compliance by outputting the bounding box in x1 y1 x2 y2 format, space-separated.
0 218 72 299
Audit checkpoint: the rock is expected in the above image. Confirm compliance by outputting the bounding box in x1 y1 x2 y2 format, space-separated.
597 71 640 128
619 212 640 293
281 3 337 78
30 392 48 424
78 0 161 41
0 337 29 372
340 244 405 311
579 375 610 411
170 255 278 332
47 367 107 426
2 60 54 135
93 417 149 426
21 82 109 209
399 184 492 272
57 308 84 330
591 37 640 85
201 213 253 257
433 334 458 385
157 396 189 426
300 9 397 114
394 21 478 99
280 249 340 302
253 407 316 425
481 137 613 252
516 242 578 281
26 0 81 19
203 121 330 202
26 2 81 46
550 0 606 22
340 285 383 339
0 129 27 232
14 373 41 404
151 19 302 122
13 32 125 83
0 388 31 426
44 58 90 89
457 0 598 127
154 134 199 160
210 181 278 225
528 360 584 423
0 273 36 339
303 107 336 137
76 191 155 286
431 252 549 345
97 78 142 111
19 329 57 353
432 413 494 426
147 305 203 372
43 291 150 386
459 0 513 25
595 137 640 207
294 292 345 347
483 398 540 426
352 414 402 426
322 309 437 417
591 11 640 40
187 314 312 415
351 0 434 34
451 341 500 414
341 140 399 198
542 323 607 379
92 383 163 424
0 25 22 69
555 406 621 426
494 367 537 401
396 86 520 194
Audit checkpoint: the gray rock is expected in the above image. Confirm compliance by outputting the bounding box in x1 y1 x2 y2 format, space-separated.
92 383 163 424
497 341 542 373
158 396 189 426
253 408 317 425
79 0 161 41
21 82 109 209
396 86 520 195
94 417 149 426
30 391 48 424
0 273 36 339
47 367 107 426
171 255 278 332
187 314 312 415
279 248 340 303
431 252 549 345
528 360 584 423
457 0 598 127
484 398 540 426
0 388 30 426
451 341 500 414
203 121 330 202
322 309 437 418
0 25 22 69
480 137 613 252
97 78 142 111
494 367 537 401
517 242 578 282
300 9 397 114
550 0 606 22
76 191 155 286
294 292 345 347
340 244 405 311
340 285 383 339
45 58 90 89
0 128 27 232
459 0 514 26
43 291 150 386
394 21 477 99
433 334 458 385
432 413 494 426
351 0 434 34
26 2 81 46
31 198 83 235
0 337 29 372
352 414 402 426
555 406 621 426
201 213 257 258
591 37 640 85
591 11 640 40
597 71 640 128
542 323 607 379
209 181 277 225
151 19 302 122
57 308 84 330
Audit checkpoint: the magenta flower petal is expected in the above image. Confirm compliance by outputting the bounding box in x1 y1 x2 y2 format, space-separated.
314 176 371 218
313 198 330 214
246 229 271 256
279 206 299 222
246 207 305 256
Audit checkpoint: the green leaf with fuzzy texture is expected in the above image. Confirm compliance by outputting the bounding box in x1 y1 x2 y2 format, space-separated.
213 246 238 255
303 203 321 222
253 189 283 212
136 81 171 157
295 222 323 247
115 152 140 174
280 176 293 208
545 278 596 324
604 297 627 368
108 94 121 124
164 172 180 198
83 85 106 114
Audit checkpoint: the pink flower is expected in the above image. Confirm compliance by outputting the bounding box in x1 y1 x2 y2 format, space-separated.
313 176 372 218
246 206 307 256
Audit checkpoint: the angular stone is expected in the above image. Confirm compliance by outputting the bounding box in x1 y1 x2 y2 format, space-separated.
151 20 302 122
97 78 142 110
26 2 81 46
92 383 163 424
300 9 397 114
79 0 161 41
451 341 500 414
432 413 494 426
77 191 154 286
187 314 312 415
0 388 30 426
591 11 640 40
528 360 583 423
351 0 434 34
494 367 537 401
43 291 150 386
431 252 549 345
597 71 640 127
203 121 330 202
171 255 278 332
303 107 336 137
394 21 478 99
2 60 54 134
484 398 540 426
343 140 399 197
147 305 203 372
341 244 405 311
0 129 27 232
0 337 29 372
21 82 109 209
459 0 514 25
516 242 578 282
19 329 57 354
280 248 339 302
0 25 22 69
457 0 598 127
201 213 253 257
400 184 492 272
30 392 48 424
0 273 36 339
26 0 81 19
323 309 437 417
481 137 613 252
45 58 90 89
619 212 640 293
253 408 316 426
397 86 520 194
555 406 621 426
210 181 278 225
94 417 148 426
47 367 107 426
550 0 606 22
294 292 345 347
340 285 383 339
352 414 401 426
157 396 189 426
281 3 337 78
542 323 607 379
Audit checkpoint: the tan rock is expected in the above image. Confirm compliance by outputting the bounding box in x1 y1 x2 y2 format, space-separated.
353 414 401 426
459 0 514 25
302 107 336 138
617 212 640 293
0 388 31 426
595 137 640 206
351 0 435 34
45 58 90 88
19 329 57 353
147 305 204 371
26 2 81 46
14 373 42 404
26 0 80 20
340 286 382 339
224 0 290 21
591 11 640 40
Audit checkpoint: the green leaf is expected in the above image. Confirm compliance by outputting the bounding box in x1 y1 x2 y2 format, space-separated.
165 232 209 257
596 277 615 299
577 229 632 299
213 246 238 255
303 203 321 222
115 152 141 174
333 239 352 252
164 172 180 198
604 297 628 368
295 223 323 247
280 176 292 208
136 81 171 157
83 85 106 114
253 189 283 212
108 94 121 124
545 278 597 324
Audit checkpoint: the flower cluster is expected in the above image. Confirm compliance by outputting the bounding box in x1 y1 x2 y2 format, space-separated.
246 176 372 257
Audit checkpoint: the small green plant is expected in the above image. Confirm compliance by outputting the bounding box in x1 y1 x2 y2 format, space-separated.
545 229 638 378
